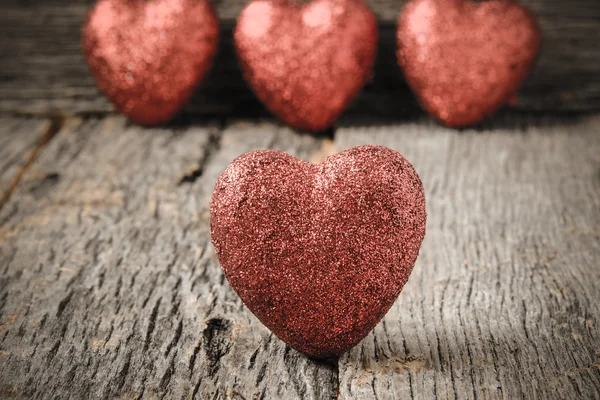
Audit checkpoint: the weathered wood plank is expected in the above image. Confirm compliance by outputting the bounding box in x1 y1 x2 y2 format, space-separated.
2 114 600 399
0 118 52 210
0 0 599 119
335 116 600 399
0 117 337 399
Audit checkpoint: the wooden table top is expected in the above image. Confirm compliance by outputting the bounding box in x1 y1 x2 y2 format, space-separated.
1 0 599 399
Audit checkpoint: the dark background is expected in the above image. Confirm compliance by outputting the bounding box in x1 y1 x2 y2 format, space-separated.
1 0 599 124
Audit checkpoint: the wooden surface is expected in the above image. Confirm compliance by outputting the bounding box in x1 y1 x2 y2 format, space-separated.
0 118 339 399
1 0 599 120
1 115 599 399
335 117 600 399
0 119 51 207
1 0 600 397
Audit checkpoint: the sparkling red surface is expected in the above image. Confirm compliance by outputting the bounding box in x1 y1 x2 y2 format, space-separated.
210 146 427 358
82 0 219 125
234 0 378 131
397 0 540 127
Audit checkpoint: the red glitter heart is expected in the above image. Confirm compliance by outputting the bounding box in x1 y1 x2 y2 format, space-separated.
234 0 378 131
210 146 426 358
397 0 541 127
82 0 219 125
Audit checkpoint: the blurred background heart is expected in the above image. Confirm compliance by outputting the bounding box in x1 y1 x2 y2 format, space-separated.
82 0 220 125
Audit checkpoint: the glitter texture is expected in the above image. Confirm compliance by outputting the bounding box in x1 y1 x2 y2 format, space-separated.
397 0 540 127
210 146 426 358
82 0 219 125
234 0 378 131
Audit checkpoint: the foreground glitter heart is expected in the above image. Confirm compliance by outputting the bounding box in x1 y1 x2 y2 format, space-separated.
397 0 541 127
82 0 219 125
210 146 426 358
234 0 378 131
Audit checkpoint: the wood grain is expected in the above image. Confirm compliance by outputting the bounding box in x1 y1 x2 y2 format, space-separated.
1 115 599 399
335 115 600 399
0 119 51 209
0 0 599 120
0 117 338 399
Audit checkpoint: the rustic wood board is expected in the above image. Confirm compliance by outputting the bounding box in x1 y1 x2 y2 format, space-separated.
0 117 338 399
1 0 599 119
0 119 51 208
1 115 600 399
334 115 600 399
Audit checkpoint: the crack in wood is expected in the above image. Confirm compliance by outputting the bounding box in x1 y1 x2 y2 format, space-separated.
56 291 73 318
143 297 162 352
159 355 176 394
189 337 202 375
178 130 222 185
114 351 132 392
28 172 60 199
248 347 259 369
203 318 233 378
0 116 64 211
164 319 183 357
191 376 203 400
